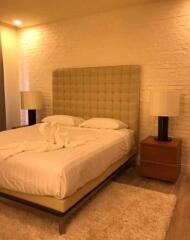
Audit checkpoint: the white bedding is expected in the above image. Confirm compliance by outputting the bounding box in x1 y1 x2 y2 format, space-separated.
0 122 95 160
0 124 134 199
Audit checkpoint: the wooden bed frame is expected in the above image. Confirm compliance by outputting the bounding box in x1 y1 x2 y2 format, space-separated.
0 65 140 235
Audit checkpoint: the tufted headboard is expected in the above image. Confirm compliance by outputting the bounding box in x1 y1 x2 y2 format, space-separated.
53 65 140 138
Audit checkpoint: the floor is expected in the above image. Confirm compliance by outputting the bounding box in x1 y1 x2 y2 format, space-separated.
113 165 190 240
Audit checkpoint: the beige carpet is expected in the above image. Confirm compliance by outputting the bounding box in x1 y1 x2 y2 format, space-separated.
0 183 176 240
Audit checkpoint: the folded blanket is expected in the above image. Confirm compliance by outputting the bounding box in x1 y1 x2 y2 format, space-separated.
0 122 95 161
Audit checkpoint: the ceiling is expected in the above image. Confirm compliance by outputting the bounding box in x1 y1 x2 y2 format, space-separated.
0 0 155 28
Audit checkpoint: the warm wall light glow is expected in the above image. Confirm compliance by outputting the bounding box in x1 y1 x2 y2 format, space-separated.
13 19 22 27
19 28 43 91
20 28 42 46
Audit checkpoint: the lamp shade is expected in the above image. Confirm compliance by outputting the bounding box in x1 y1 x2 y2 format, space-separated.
21 91 42 110
150 91 180 117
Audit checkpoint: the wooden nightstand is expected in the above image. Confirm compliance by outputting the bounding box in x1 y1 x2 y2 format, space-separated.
140 136 181 182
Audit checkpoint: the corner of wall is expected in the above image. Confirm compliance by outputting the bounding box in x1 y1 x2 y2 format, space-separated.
0 25 21 129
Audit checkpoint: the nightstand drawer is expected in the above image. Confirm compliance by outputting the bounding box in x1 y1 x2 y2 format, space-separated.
140 136 181 182
140 161 180 182
140 145 179 165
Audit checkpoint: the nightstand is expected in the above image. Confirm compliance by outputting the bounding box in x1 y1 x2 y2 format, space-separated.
140 136 181 182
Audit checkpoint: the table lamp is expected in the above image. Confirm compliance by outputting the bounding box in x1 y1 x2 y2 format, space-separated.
150 90 180 141
21 91 42 125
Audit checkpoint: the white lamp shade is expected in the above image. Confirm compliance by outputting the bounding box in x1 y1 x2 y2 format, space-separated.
21 91 42 110
150 91 180 117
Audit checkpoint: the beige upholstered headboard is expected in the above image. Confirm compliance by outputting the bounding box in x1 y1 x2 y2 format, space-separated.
53 65 140 137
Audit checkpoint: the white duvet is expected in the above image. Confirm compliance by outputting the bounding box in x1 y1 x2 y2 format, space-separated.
0 122 95 160
0 124 134 199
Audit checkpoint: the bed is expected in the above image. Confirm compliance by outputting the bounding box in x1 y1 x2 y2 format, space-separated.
0 65 140 234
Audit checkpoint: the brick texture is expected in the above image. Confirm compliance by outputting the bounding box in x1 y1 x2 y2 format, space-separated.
19 0 190 171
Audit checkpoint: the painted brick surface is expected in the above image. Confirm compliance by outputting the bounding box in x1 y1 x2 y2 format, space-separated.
19 0 190 171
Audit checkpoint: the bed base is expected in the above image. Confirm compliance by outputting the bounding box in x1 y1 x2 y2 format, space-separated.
0 154 136 235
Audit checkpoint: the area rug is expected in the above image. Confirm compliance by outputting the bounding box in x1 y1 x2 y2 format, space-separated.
0 183 176 240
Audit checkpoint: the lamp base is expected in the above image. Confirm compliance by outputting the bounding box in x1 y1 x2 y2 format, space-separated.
156 116 171 142
28 109 36 126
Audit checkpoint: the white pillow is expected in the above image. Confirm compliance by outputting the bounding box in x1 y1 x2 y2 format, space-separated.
80 118 128 130
42 115 84 127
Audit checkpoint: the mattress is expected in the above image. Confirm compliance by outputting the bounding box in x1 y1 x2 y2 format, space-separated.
0 151 135 213
0 125 134 199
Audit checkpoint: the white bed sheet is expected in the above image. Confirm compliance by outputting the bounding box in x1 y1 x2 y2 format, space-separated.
0 124 134 199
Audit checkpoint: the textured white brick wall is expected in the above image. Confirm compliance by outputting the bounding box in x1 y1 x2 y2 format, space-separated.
19 0 190 171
